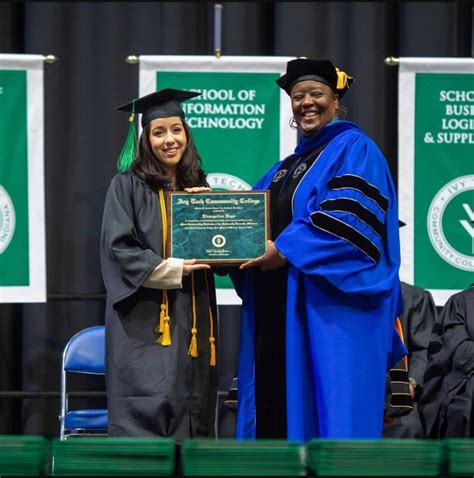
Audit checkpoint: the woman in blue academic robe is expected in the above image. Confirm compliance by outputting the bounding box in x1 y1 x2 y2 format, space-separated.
232 58 406 442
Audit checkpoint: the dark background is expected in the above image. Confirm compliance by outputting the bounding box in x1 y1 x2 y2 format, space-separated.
0 1 472 438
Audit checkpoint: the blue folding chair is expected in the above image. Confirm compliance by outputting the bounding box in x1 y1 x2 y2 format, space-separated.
59 325 108 439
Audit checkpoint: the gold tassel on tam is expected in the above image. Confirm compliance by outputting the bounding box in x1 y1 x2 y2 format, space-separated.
155 189 171 346
335 67 353 90
188 272 199 358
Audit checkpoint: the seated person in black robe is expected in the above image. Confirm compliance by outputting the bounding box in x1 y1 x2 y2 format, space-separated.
418 285 474 438
383 281 437 438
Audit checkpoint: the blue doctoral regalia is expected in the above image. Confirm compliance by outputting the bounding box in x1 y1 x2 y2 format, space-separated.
232 121 406 442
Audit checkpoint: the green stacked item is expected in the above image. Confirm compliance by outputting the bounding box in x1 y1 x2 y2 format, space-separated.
307 439 443 476
0 435 48 476
445 439 474 475
181 439 305 476
51 437 175 476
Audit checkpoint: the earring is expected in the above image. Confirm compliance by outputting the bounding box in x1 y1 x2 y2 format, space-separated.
336 105 348 120
289 116 298 130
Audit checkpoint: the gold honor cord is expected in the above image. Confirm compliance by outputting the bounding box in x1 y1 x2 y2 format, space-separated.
156 189 216 366
205 273 217 367
188 271 217 367
156 190 171 346
188 272 199 358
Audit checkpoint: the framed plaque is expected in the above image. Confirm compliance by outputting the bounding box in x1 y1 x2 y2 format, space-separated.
167 191 270 265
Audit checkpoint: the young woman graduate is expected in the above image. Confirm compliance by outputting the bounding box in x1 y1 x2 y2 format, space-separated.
231 59 406 441
100 89 218 439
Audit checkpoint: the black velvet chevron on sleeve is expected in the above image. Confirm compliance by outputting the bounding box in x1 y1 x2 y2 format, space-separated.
327 174 389 212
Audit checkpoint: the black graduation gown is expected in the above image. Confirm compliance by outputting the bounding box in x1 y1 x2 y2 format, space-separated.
383 282 436 438
418 286 474 438
100 171 218 439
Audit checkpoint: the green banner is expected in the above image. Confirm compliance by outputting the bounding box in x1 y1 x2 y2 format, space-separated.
0 55 45 303
157 71 280 189
413 73 474 291
0 69 29 285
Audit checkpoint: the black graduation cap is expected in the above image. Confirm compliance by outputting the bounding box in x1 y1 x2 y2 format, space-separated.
116 88 201 127
276 58 354 98
115 88 201 173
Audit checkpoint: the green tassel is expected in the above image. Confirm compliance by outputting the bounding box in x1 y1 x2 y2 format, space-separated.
117 101 137 173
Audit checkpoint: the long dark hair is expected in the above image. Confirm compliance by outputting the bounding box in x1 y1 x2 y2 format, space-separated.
132 120 207 191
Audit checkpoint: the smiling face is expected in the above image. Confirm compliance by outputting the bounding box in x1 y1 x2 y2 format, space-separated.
290 80 339 136
148 116 188 176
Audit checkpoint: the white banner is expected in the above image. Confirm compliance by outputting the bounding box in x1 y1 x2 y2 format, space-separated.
0 54 46 303
139 55 296 304
398 57 474 305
